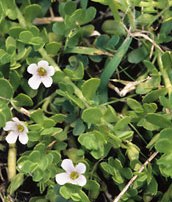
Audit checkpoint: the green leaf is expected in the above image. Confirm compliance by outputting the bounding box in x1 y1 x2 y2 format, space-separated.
60 184 80 200
157 152 172 178
51 114 66 123
1 0 17 20
0 100 12 126
19 31 33 43
43 118 56 128
137 118 160 131
69 7 96 26
143 103 157 113
73 119 85 136
29 150 41 162
146 113 171 128
102 20 126 35
136 14 155 26
103 105 118 123
29 197 49 202
52 21 66 36
65 46 107 55
143 88 167 103
116 131 133 140
160 95 172 109
162 52 172 69
127 98 144 113
78 131 106 159
64 58 84 80
23 4 42 21
145 177 158 196
90 0 108 4
82 107 103 124
126 142 140 161
16 47 32 62
114 116 130 130
32 168 43 182
7 173 24 195
102 162 124 184
0 78 14 99
30 109 44 124
64 1 77 15
84 7 96 24
95 35 109 50
41 127 62 136
28 37 45 50
14 93 33 107
57 90 85 109
5 36 16 53
8 26 24 38
85 180 100 199
155 128 172 154
45 42 61 56
79 190 91 202
0 112 6 128
81 78 100 100
9 70 21 90
0 49 10 65
128 46 148 64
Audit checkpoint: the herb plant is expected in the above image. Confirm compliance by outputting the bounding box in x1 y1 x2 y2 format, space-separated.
0 0 172 201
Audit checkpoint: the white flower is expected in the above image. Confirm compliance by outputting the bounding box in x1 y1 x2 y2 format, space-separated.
55 159 87 186
3 117 28 145
27 60 55 90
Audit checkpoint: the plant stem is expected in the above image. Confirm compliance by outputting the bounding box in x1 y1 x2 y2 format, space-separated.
15 4 27 28
158 52 172 96
8 144 16 181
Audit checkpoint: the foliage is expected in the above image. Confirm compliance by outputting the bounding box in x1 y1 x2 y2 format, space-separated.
0 0 172 201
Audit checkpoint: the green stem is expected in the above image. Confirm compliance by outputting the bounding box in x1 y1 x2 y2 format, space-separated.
8 144 16 181
127 9 136 32
107 1 121 22
158 53 172 96
15 4 27 28
124 0 136 31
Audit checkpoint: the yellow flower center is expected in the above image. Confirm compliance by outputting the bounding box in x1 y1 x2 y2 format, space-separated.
17 124 24 133
70 171 79 180
37 67 47 76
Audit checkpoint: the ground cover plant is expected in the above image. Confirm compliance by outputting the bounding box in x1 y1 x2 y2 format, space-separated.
0 0 172 201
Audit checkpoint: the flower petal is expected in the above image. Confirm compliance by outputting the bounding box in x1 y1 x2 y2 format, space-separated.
47 66 55 76
28 75 41 90
41 76 53 88
19 133 28 144
61 159 75 173
75 163 86 174
38 60 49 68
27 64 38 74
3 121 16 131
73 175 87 186
55 173 70 185
12 117 20 122
6 132 18 144
23 125 28 133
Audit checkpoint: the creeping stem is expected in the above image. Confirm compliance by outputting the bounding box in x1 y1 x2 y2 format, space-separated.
8 144 16 181
158 52 172 96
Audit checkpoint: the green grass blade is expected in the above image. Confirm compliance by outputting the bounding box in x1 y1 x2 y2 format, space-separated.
98 36 132 103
